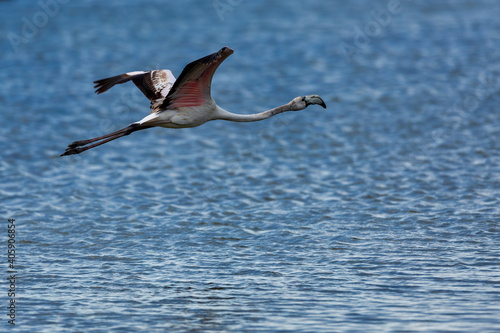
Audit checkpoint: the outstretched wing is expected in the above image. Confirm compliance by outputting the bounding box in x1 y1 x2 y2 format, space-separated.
93 70 176 111
158 47 234 111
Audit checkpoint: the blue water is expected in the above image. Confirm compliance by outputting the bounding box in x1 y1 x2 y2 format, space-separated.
1 0 499 331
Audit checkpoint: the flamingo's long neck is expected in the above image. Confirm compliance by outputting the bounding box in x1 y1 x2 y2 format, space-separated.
212 103 292 123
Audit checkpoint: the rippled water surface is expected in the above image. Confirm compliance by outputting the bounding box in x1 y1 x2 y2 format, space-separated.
1 0 499 331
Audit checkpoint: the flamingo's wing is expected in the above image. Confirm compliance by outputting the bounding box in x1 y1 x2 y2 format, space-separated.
93 70 176 110
156 47 234 112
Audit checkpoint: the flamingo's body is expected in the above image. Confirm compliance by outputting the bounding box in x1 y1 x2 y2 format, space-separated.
61 47 326 156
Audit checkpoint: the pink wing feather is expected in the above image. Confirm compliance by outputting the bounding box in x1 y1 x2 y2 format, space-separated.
159 47 234 111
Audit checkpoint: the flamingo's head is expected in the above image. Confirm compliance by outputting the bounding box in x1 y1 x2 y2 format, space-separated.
290 95 327 111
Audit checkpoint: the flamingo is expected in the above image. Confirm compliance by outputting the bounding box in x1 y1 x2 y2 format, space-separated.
61 47 326 156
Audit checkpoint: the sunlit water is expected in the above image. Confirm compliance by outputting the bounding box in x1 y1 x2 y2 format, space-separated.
1 0 499 331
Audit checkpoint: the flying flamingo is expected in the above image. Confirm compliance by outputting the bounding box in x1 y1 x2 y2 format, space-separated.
61 47 326 156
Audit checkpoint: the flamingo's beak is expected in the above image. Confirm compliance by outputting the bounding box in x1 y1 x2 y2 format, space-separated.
304 95 327 109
